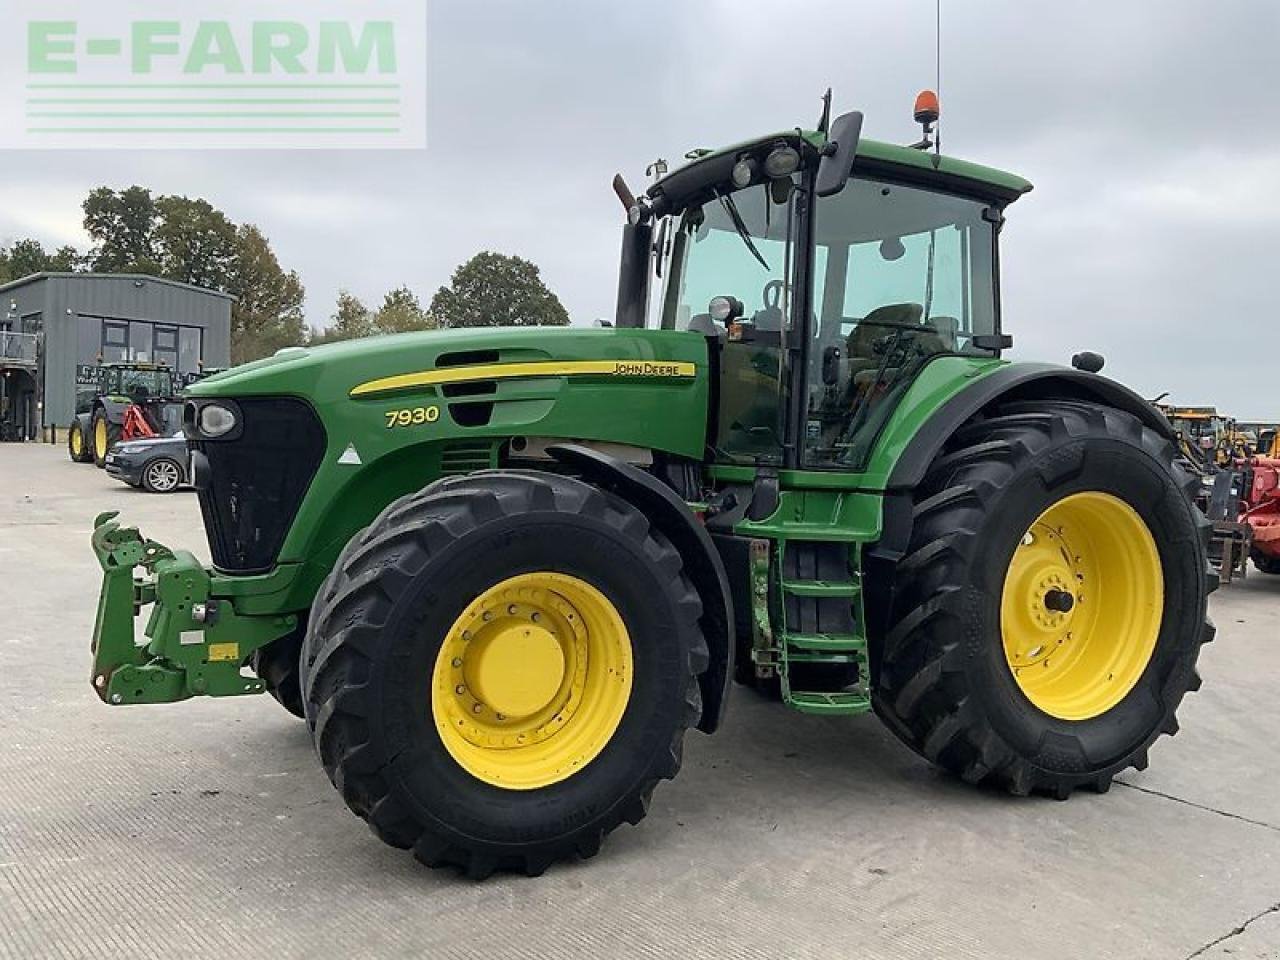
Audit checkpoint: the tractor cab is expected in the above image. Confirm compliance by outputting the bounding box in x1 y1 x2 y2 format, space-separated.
616 110 1029 475
99 362 178 404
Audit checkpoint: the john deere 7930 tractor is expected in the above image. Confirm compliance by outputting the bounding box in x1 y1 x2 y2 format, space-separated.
90 98 1214 878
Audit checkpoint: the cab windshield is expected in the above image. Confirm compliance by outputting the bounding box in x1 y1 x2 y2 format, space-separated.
106 367 175 401
660 181 798 463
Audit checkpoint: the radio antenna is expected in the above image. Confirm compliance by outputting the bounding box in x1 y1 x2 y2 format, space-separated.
934 0 942 154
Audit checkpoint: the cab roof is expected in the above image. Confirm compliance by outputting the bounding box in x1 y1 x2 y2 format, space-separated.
649 128 1032 213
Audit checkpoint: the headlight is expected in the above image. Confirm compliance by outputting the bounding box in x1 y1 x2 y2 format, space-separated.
199 403 238 438
116 444 144 455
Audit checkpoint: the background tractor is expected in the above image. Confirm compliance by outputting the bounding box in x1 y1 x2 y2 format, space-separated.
67 361 182 467
90 94 1214 879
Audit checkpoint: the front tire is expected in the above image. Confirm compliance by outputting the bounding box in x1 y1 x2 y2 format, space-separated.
251 628 306 718
67 419 93 463
303 471 707 878
873 400 1214 797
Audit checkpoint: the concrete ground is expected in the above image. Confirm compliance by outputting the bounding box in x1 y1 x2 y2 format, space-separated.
1 442 1278 960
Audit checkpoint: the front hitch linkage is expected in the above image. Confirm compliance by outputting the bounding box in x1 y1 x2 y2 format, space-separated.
90 511 296 705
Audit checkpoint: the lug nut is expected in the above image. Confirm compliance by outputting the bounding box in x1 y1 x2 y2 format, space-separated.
472 704 484 714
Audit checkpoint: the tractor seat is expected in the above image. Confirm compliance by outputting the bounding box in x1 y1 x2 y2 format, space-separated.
843 302 925 376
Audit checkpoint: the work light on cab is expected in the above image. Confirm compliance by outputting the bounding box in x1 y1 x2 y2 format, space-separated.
709 296 743 323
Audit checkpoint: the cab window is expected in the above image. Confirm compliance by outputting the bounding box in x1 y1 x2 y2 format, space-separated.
805 178 998 468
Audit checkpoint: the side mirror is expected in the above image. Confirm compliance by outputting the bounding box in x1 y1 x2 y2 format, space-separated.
822 345 842 385
815 111 864 198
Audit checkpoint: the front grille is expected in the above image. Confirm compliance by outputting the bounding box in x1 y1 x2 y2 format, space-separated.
189 397 326 573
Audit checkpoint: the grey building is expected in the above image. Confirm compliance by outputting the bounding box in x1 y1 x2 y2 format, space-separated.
0 273 232 438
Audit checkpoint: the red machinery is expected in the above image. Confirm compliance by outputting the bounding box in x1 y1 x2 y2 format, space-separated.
121 402 160 442
1241 457 1280 575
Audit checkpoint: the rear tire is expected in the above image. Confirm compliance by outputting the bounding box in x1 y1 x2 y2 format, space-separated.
302 471 707 878
91 410 120 469
872 400 1214 797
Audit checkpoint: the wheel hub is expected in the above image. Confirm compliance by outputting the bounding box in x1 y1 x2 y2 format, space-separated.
431 572 632 790
1000 492 1163 720
466 622 565 719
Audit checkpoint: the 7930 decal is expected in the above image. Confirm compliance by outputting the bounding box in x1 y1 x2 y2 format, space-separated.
385 405 441 429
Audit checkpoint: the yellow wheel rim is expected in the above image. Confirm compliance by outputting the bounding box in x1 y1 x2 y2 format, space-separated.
70 427 82 456
94 418 108 459
1000 492 1163 721
431 572 633 790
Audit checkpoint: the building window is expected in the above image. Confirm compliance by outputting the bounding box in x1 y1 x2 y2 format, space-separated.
77 316 103 368
179 326 202 375
102 321 129 362
153 325 179 369
129 321 153 362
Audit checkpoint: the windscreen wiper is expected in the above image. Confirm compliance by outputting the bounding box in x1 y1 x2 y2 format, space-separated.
718 192 770 271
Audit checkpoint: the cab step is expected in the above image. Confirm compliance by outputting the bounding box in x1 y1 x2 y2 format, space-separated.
780 579 860 598
785 689 871 715
785 631 866 652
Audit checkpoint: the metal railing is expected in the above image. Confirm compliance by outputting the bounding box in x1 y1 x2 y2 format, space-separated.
0 331 36 364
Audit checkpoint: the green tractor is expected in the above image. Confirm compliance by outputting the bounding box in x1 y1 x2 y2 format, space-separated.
68 361 182 467
90 98 1214 878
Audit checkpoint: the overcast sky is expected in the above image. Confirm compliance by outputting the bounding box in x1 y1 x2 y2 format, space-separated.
3 1 1278 417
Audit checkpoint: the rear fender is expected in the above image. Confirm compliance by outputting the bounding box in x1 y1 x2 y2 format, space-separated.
885 364 1175 491
97 397 131 425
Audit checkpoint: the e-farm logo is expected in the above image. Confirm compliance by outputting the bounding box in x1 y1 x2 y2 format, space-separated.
1 2 426 149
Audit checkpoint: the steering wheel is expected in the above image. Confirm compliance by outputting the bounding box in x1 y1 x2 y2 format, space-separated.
754 280 786 331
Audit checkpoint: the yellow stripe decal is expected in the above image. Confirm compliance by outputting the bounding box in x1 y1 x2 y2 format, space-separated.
350 359 697 398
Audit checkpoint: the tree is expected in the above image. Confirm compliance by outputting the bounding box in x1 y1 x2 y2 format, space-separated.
428 251 569 328
374 286 435 334
82 186 159 274
153 195 238 289
0 239 81 282
312 290 375 343
313 286 436 343
226 224 307 364
79 185 308 362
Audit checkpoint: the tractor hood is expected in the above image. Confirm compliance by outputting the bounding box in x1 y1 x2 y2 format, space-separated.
181 325 709 584
187 325 711 461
